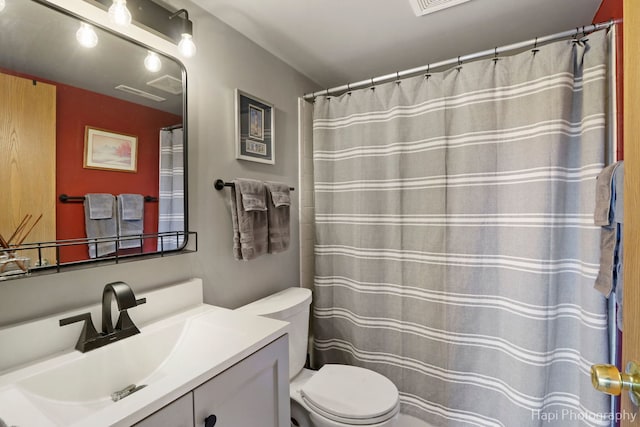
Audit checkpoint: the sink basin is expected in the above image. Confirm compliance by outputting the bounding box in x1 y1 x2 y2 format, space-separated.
18 319 185 403
0 303 288 427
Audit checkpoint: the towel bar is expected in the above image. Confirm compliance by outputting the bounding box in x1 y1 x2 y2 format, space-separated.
59 194 158 203
214 179 295 191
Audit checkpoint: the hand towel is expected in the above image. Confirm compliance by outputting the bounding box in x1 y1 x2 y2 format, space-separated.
265 181 291 253
117 194 144 249
119 193 144 220
84 194 117 258
594 162 620 226
593 161 624 308
86 193 114 219
230 179 268 260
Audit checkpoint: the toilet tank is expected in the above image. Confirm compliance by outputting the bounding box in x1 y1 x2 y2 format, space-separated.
236 287 312 380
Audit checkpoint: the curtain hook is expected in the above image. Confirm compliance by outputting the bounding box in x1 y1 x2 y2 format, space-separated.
347 82 352 95
532 37 539 55
572 27 580 44
425 64 431 79
370 77 375 90
395 71 401 84
456 56 462 71
493 47 500 63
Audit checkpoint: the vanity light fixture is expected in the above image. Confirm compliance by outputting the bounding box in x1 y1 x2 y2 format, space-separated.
76 23 99 48
170 9 196 58
108 0 132 27
144 51 162 72
88 0 196 58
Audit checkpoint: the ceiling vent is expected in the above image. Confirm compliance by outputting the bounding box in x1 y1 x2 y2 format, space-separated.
408 0 471 16
115 85 166 102
146 75 183 95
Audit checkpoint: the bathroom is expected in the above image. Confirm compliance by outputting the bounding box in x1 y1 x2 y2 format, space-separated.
0 0 637 426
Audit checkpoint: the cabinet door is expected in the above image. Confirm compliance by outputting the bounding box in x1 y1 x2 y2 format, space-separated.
193 335 290 427
134 392 194 427
0 72 57 264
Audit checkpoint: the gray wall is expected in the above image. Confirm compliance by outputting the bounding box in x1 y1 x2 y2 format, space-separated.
0 0 318 327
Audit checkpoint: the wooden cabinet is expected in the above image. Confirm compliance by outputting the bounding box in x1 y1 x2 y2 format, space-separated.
134 335 290 427
0 72 57 265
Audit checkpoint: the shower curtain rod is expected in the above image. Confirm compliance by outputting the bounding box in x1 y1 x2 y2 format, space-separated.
303 19 620 100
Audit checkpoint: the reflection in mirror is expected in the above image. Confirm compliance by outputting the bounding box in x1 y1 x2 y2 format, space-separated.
0 0 187 279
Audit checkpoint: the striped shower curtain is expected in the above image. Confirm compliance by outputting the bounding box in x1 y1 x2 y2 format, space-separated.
158 127 185 250
312 30 610 426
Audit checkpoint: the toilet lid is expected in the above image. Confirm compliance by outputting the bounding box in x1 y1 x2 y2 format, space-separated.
300 365 399 425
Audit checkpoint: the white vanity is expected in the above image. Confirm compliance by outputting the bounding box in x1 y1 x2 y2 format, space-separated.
0 279 290 426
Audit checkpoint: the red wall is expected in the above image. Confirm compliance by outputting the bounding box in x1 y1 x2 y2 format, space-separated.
1 67 181 262
55 83 181 262
593 0 624 159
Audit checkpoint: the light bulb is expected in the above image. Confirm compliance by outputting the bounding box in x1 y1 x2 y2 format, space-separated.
144 51 162 72
108 0 132 27
76 23 98 48
178 34 196 58
0 0 6 13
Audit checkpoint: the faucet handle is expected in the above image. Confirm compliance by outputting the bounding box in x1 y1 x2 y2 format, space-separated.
59 312 100 352
136 298 147 306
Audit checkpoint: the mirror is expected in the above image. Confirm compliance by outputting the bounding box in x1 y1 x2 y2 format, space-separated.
0 0 187 278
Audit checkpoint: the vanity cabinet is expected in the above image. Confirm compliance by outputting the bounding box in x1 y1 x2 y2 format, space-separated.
134 393 193 427
134 335 289 427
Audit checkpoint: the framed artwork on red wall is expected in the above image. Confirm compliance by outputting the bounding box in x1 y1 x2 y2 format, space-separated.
83 126 138 173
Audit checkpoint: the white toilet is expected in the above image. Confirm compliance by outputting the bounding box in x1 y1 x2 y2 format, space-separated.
237 287 400 427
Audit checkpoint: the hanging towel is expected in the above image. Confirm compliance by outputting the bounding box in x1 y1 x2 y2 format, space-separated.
84 194 117 258
594 162 621 225
117 194 144 249
613 163 624 330
265 182 291 253
593 161 624 330
230 179 269 260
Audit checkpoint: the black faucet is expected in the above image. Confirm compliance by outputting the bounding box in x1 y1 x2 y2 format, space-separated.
59 281 146 353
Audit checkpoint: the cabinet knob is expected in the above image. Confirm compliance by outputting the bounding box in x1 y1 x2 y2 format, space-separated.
205 414 217 427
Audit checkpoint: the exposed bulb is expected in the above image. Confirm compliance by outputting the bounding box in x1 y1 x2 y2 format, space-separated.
178 34 196 58
108 0 132 27
144 51 162 72
0 0 5 13
76 23 98 48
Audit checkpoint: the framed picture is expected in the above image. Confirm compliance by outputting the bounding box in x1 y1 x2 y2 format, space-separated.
83 126 138 173
235 89 274 164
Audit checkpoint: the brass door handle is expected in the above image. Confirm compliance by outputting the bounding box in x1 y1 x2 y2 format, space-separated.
591 361 640 405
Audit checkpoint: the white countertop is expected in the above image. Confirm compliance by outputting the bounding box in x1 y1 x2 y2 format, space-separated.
0 279 288 426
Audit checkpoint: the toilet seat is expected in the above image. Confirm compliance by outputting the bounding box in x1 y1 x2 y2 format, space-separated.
300 365 400 425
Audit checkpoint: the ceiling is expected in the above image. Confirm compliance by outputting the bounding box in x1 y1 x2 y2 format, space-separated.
0 1 184 115
190 0 604 89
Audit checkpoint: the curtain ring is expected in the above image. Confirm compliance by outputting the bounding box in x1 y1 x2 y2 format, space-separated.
493 47 499 63
425 64 431 79
456 56 462 71
532 37 539 55
396 71 401 84
347 82 351 95
370 77 375 90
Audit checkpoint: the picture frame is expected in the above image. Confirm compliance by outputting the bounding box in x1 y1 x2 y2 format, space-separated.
83 126 138 173
235 89 274 164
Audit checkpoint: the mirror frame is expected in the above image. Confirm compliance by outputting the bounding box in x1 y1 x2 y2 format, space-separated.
0 0 191 279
